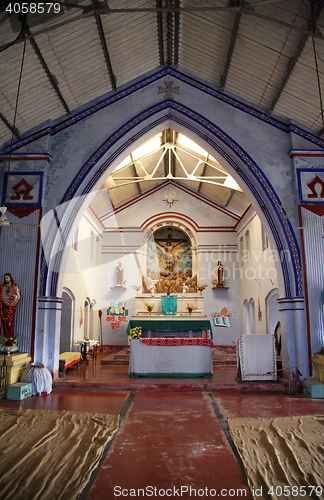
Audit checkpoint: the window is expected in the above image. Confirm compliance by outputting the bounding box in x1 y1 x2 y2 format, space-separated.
262 225 269 251
244 230 250 262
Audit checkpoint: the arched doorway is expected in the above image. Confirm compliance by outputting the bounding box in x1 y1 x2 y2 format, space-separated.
60 289 75 353
36 106 308 377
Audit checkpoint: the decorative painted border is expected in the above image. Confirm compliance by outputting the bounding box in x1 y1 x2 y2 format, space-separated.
40 100 302 299
4 67 324 156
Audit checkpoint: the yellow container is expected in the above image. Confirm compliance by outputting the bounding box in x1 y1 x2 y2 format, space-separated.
312 354 324 383
0 353 31 387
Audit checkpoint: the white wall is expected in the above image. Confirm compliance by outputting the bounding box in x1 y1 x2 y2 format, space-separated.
236 207 280 336
60 209 103 348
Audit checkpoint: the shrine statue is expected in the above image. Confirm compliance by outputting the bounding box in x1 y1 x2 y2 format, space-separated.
0 273 21 339
216 261 225 286
116 261 124 286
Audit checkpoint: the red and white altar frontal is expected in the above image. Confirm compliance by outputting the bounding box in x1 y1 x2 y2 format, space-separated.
140 338 214 348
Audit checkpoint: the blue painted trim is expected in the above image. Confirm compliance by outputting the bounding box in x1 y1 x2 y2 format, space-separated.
41 102 302 299
279 308 304 311
3 67 324 156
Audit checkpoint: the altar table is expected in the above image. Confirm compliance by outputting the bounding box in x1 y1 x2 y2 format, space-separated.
129 338 214 377
127 317 213 339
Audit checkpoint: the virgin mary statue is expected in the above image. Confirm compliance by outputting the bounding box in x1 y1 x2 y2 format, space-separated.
0 273 21 339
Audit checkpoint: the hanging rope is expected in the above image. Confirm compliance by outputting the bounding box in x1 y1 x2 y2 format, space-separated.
3 37 27 206
312 35 324 132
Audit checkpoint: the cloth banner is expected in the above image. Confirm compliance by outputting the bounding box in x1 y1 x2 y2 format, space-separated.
237 334 276 381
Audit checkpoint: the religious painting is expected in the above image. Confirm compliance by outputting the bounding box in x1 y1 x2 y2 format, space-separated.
147 227 192 277
144 227 196 294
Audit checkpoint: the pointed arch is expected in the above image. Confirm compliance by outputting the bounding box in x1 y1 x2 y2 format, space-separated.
39 101 302 301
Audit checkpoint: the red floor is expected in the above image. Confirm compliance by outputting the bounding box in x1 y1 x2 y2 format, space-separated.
1 355 323 499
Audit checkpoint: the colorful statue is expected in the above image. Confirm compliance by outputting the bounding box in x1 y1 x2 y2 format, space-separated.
0 273 21 339
216 261 225 286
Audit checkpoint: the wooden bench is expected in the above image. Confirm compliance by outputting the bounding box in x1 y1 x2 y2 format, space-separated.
59 352 82 375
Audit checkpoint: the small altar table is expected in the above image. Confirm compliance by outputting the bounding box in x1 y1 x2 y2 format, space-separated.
127 317 213 339
129 338 214 377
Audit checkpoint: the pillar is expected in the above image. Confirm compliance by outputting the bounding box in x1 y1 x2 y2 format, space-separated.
278 297 309 379
34 296 64 378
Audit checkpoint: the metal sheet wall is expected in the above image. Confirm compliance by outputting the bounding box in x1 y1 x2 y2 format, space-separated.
301 207 324 355
0 209 40 355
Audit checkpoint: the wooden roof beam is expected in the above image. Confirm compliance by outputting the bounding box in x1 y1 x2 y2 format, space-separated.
220 12 241 90
92 0 117 91
174 0 180 66
0 112 21 140
156 0 165 66
267 0 324 114
18 17 71 116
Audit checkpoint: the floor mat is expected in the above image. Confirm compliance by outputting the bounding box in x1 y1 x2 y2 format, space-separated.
228 415 324 500
0 407 119 500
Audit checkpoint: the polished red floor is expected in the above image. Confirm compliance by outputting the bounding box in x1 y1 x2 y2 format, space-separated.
1 355 323 500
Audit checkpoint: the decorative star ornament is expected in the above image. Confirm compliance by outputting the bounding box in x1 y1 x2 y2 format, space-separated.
158 81 180 99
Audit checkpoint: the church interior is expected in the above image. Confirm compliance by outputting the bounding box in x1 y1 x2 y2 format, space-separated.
1 0 324 498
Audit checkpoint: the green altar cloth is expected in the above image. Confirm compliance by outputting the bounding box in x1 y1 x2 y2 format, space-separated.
161 295 177 314
127 318 213 339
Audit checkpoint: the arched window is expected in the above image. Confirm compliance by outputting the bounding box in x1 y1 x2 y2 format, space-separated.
244 300 251 335
249 298 255 335
245 230 251 262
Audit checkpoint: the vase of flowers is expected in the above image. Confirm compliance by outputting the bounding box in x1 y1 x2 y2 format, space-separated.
197 284 208 296
0 336 17 355
132 285 141 296
186 304 194 315
145 303 155 315
165 282 171 295
128 326 142 339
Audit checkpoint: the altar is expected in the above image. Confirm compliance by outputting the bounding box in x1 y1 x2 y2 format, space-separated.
127 317 213 339
129 292 213 375
129 338 213 377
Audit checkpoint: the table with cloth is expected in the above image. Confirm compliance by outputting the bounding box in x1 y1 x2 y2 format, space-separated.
126 317 213 339
236 334 276 381
129 337 214 377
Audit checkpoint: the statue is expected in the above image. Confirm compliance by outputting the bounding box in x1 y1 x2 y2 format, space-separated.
215 261 225 286
116 261 124 286
0 273 21 339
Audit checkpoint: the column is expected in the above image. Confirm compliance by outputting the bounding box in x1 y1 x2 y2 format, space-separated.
34 296 64 378
277 297 309 379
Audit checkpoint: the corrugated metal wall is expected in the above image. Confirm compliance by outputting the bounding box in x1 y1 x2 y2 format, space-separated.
1 209 40 354
301 207 324 355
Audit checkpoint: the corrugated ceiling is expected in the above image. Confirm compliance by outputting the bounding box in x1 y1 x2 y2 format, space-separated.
1 0 324 214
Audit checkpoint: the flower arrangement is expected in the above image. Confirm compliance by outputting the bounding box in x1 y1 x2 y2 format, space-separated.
186 304 195 313
128 326 142 339
197 284 208 292
0 337 17 354
164 282 172 293
145 303 155 313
